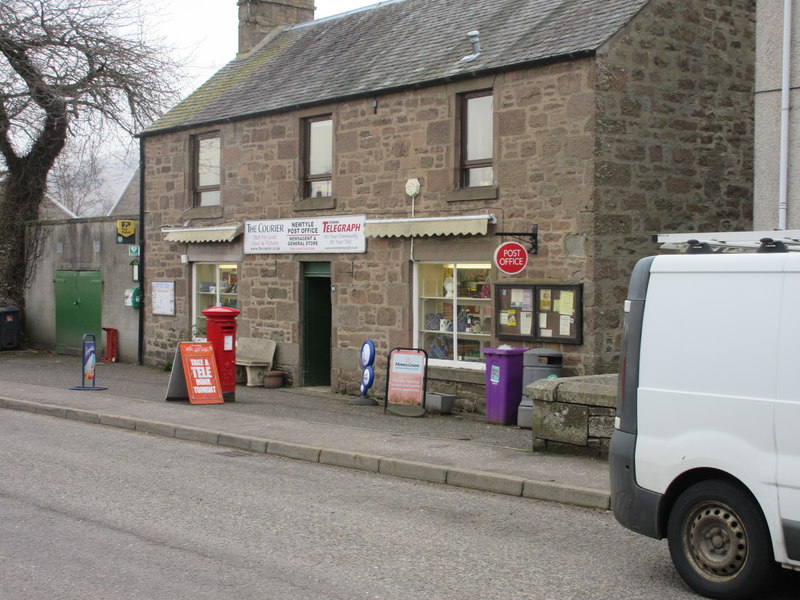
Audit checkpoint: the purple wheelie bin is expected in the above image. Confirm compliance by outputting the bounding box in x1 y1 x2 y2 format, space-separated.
482 347 526 425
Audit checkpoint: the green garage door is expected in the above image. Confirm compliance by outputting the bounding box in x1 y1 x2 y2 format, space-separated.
55 271 102 355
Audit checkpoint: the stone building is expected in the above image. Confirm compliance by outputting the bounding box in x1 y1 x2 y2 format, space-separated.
138 0 754 411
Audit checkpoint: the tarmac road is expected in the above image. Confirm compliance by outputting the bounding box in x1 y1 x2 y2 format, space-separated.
0 410 702 600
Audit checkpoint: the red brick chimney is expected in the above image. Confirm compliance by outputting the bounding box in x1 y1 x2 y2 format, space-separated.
237 0 315 54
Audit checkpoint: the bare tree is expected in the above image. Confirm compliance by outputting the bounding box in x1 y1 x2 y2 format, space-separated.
0 0 183 309
48 138 111 216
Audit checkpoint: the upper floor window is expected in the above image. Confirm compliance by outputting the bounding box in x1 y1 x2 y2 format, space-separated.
303 115 332 198
460 91 494 188
193 132 221 206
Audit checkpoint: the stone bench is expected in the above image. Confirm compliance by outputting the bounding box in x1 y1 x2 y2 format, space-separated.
525 374 618 457
235 338 277 387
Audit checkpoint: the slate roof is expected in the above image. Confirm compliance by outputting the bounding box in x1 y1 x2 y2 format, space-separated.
142 0 649 136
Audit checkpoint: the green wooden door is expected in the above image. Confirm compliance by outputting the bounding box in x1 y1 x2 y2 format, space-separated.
302 263 331 386
55 271 102 354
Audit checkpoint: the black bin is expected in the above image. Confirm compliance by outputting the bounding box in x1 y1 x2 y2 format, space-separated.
0 306 21 350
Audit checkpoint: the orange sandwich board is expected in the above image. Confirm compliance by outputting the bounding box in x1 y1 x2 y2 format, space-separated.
165 342 224 404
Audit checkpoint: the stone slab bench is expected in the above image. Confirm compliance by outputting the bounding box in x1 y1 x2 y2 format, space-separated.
235 338 277 387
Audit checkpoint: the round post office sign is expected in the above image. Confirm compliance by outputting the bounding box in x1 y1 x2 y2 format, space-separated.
494 241 528 275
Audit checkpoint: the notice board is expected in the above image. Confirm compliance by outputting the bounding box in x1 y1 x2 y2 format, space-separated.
495 284 582 344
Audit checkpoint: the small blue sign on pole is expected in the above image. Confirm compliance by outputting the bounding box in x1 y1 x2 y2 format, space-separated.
69 334 108 391
349 339 379 406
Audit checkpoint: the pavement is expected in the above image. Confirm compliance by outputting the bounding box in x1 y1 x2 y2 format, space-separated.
0 350 611 510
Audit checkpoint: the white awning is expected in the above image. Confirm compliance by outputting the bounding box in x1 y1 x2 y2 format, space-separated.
365 214 495 238
163 224 242 243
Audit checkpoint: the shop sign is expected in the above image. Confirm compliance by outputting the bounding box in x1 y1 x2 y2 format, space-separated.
244 215 366 254
494 241 528 275
116 219 136 244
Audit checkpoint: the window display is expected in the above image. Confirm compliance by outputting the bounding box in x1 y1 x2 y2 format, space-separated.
193 263 238 339
417 263 492 366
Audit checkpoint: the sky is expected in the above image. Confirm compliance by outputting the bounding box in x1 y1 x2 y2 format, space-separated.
158 0 381 93
100 1 380 205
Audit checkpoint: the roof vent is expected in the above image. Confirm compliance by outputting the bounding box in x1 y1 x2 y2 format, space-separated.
460 30 481 62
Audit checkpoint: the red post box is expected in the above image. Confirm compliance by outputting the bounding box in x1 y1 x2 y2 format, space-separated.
202 306 240 402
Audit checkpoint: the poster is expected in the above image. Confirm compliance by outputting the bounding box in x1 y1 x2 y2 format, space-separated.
386 349 427 406
151 281 175 316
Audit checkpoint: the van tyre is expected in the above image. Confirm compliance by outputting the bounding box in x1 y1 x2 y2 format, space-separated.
667 480 775 600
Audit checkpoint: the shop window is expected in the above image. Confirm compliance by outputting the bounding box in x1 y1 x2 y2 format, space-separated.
416 263 492 367
192 132 221 206
460 91 493 188
303 115 332 198
192 263 238 339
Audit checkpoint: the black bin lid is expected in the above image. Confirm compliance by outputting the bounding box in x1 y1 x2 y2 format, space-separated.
524 348 562 366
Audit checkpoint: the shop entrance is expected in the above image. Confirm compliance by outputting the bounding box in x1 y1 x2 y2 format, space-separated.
302 262 331 386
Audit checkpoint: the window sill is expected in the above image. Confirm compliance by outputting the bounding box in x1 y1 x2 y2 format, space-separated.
444 186 499 203
293 196 336 211
428 363 487 380
183 205 223 220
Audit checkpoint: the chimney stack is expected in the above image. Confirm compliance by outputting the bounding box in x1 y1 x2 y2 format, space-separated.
237 0 315 55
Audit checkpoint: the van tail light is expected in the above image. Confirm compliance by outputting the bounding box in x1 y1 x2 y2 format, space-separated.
616 357 626 430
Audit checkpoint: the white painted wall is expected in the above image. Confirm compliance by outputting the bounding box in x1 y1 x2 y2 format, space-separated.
755 0 800 229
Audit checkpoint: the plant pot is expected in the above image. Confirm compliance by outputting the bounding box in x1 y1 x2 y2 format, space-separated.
263 370 283 388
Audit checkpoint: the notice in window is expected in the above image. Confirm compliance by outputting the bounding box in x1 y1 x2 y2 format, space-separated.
540 289 551 311
520 311 533 335
559 290 574 315
560 315 572 336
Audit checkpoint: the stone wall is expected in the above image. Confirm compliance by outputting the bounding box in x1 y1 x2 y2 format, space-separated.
142 60 599 408
588 0 756 373
527 374 617 457
141 0 756 407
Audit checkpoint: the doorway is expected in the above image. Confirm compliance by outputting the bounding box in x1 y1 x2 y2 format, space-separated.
54 270 102 354
302 262 331 386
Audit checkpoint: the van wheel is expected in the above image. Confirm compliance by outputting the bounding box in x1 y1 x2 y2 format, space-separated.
667 480 774 600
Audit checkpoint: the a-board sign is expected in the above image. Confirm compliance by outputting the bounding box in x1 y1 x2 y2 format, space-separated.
384 348 428 416
164 342 224 404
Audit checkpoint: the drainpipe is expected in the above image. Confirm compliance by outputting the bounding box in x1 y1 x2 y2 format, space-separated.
137 139 145 365
779 0 793 230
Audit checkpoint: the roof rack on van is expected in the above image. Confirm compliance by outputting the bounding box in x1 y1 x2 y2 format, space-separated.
653 230 800 253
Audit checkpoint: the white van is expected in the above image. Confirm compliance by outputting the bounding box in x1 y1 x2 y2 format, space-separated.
610 245 800 600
